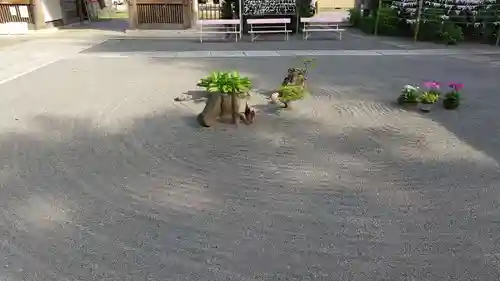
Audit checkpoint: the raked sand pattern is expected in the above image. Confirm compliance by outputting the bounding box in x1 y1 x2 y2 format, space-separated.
147 88 500 279
0 55 499 280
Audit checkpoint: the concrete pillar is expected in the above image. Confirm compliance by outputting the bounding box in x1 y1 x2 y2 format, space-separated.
128 0 138 29
31 0 45 30
191 0 198 27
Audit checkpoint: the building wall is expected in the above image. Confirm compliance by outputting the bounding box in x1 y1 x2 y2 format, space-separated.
0 1 34 34
60 0 81 24
41 0 63 22
317 0 356 10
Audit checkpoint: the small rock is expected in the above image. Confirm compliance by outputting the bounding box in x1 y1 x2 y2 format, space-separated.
173 94 192 102
269 92 280 104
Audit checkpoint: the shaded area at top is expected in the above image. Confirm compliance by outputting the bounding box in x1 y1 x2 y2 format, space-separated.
81 32 406 53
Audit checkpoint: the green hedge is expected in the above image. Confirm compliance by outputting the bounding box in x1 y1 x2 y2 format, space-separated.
349 7 480 45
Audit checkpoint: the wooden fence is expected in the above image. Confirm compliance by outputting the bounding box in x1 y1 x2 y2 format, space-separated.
132 0 190 29
0 1 33 24
197 3 220 20
137 3 183 24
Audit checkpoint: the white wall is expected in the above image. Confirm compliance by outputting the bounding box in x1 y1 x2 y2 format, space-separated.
317 0 355 9
41 0 63 22
0 22 29 34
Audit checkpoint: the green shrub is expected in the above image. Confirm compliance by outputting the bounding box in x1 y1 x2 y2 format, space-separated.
416 8 442 41
297 0 315 17
482 25 498 44
440 22 464 45
220 0 234 19
348 7 362 27
360 16 376 34
376 7 400 36
417 22 440 41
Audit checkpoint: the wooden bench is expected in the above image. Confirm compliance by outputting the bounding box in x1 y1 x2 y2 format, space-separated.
197 19 241 43
247 18 292 42
301 13 348 40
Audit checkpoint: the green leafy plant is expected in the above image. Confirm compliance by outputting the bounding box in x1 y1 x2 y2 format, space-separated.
376 7 400 36
439 22 464 45
397 84 420 105
279 85 308 103
197 71 252 97
417 8 443 42
360 16 376 34
443 82 463 109
348 7 362 27
277 58 315 109
443 91 460 109
419 92 440 104
296 0 315 18
220 0 234 19
482 25 497 44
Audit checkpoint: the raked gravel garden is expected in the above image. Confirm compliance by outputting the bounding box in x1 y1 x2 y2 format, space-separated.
1 52 499 279
175 58 465 126
163 55 500 279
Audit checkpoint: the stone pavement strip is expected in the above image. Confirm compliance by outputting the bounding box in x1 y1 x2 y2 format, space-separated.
0 38 104 85
76 48 500 59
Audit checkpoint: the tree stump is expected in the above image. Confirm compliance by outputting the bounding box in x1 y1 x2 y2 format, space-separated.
197 92 222 127
231 95 239 125
220 94 241 122
198 93 253 127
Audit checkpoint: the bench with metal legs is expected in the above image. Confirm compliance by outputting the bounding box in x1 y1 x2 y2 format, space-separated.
197 19 241 43
301 12 348 40
247 18 292 42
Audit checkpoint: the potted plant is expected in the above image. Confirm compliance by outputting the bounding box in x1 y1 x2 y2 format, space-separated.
423 81 441 96
442 82 463 110
418 81 441 112
282 58 315 85
278 84 308 109
397 84 420 108
276 58 315 109
419 92 440 112
197 71 252 125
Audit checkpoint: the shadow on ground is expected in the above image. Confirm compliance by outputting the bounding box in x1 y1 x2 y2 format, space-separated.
59 18 129 32
0 37 29 49
155 55 500 165
0 106 499 280
79 30 406 53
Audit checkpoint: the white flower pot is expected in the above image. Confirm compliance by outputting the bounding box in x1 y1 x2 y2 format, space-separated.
419 103 434 112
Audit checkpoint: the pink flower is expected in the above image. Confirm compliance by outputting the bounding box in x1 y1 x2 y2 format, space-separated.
424 81 440 90
448 82 464 91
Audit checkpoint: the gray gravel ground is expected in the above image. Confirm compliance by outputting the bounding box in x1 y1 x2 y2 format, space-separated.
0 50 499 280
81 34 403 53
0 38 27 49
